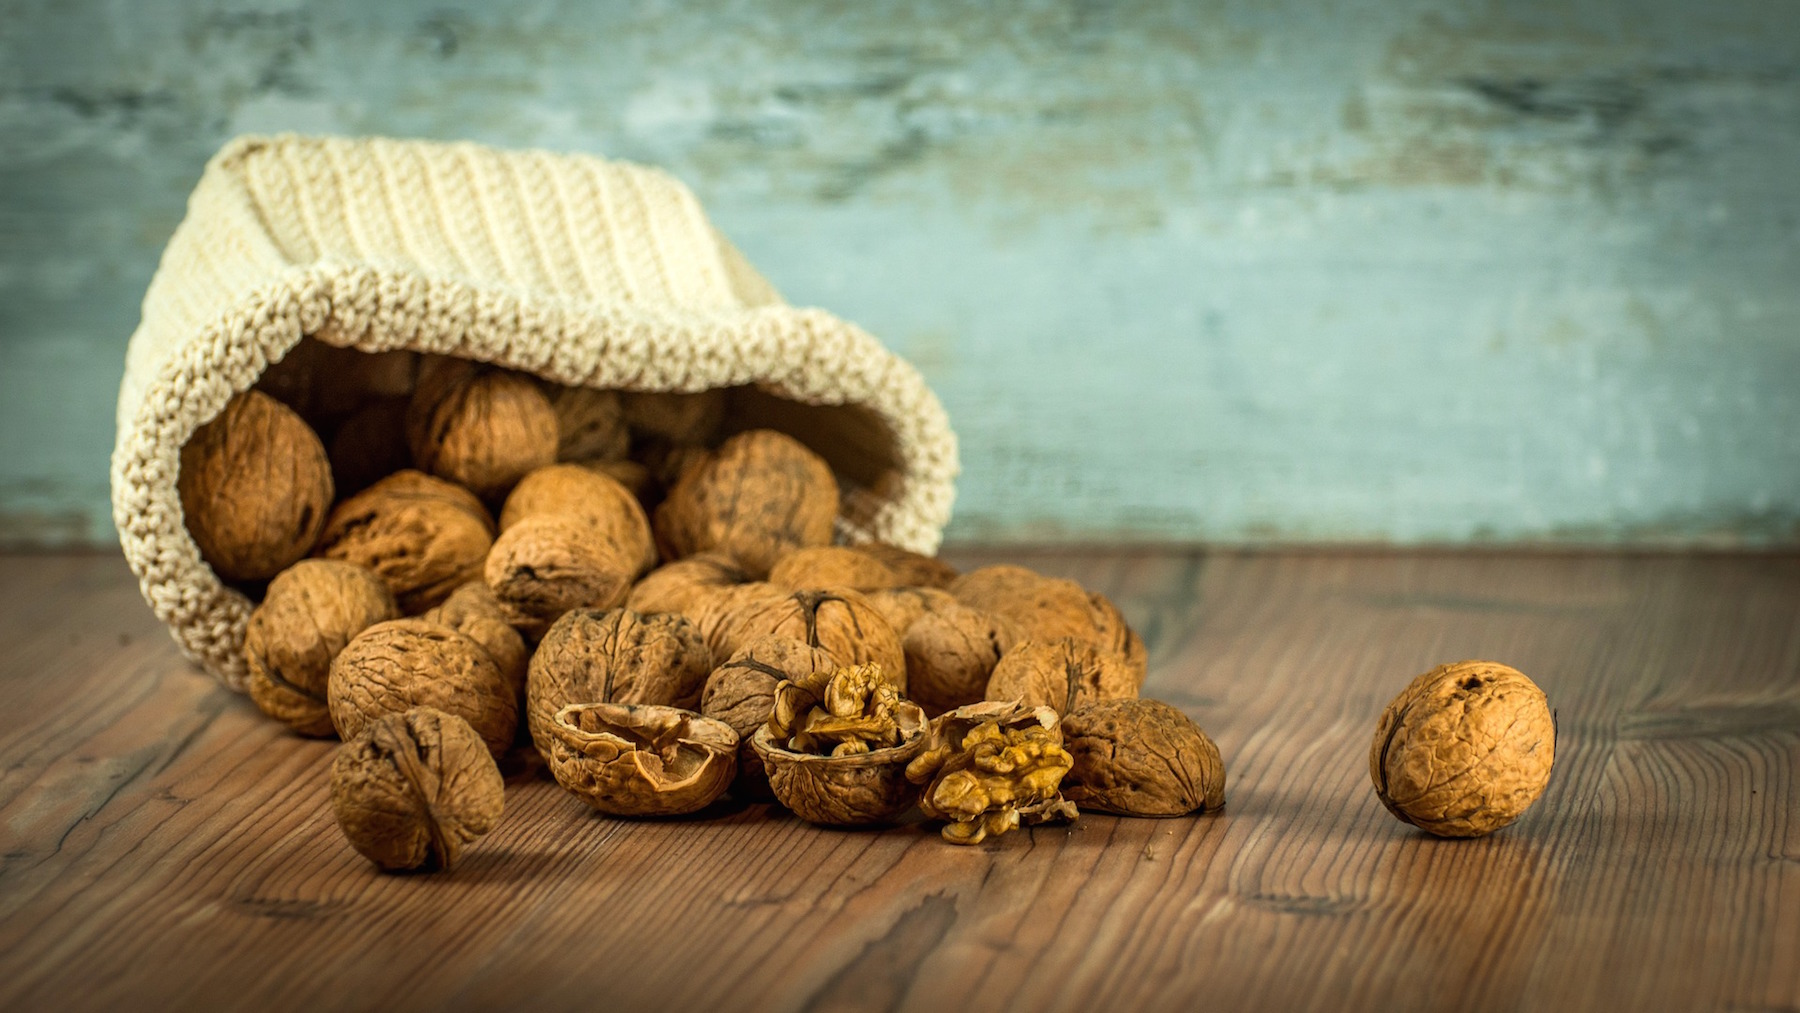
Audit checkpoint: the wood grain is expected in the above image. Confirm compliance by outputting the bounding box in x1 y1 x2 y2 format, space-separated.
0 551 1795 1012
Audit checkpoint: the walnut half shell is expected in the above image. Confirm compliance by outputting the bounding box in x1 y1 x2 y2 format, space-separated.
751 674 927 829
545 703 738 817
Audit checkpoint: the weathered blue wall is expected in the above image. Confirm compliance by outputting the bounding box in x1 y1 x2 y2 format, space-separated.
3 0 1798 547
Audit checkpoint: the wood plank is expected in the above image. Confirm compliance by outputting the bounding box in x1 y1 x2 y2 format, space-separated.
0 551 1795 1011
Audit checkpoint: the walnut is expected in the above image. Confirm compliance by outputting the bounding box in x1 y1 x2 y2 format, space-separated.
692 581 791 661
315 469 496 614
856 543 959 589
700 635 841 792
626 552 752 622
484 515 635 626
905 701 1077 845
768 546 904 593
1371 660 1555 838
328 618 518 758
407 361 558 499
545 702 737 816
653 429 838 576
750 665 927 827
330 707 504 873
422 581 529 699
1061 699 1225 817
951 565 1147 684
526 609 712 760
862 586 959 638
551 386 629 462
244 559 399 736
903 603 1016 715
706 588 905 694
578 458 653 500
178 389 334 582
985 639 1139 716
620 389 725 445
328 397 411 496
498 464 656 575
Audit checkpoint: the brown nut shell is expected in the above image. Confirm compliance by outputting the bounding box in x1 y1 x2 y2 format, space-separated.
708 588 905 694
526 609 712 760
407 363 558 499
245 559 400 737
315 469 496 614
752 723 925 827
498 464 656 575
1371 660 1555 838
626 552 753 622
862 586 960 638
484 514 635 624
904 603 1016 715
328 397 412 497
652 429 838 576
857 543 959 589
328 618 518 758
178 389 334 582
620 389 725 445
551 386 629 462
330 706 504 872
1062 699 1225 816
422 581 529 700
985 639 1140 716
546 702 737 816
700 635 841 791
951 566 1147 685
768 546 904 593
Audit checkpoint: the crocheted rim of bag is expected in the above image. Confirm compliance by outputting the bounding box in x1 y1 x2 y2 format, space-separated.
110 138 958 691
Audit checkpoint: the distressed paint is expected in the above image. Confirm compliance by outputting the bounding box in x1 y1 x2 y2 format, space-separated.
2 0 1797 548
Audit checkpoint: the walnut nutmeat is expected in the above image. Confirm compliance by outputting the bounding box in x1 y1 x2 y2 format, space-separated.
905 702 1077 845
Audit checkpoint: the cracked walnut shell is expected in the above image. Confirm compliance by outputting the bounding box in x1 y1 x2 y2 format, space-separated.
985 638 1139 716
653 429 838 576
407 362 558 500
526 608 712 760
330 707 504 873
752 664 927 825
328 618 518 758
1061 699 1225 817
245 559 400 737
905 701 1077 845
545 702 737 816
178 389 334 582
1371 660 1555 838
315 469 496 614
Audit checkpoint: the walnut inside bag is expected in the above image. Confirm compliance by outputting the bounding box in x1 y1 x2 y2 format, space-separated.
314 469 496 614
245 558 400 737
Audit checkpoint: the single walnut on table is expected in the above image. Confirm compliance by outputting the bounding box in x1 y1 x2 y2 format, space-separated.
330 706 504 873
1060 699 1225 817
1371 660 1555 838
544 702 738 817
751 664 927 826
178 389 334 583
314 469 496 615
905 701 1077 845
244 559 400 737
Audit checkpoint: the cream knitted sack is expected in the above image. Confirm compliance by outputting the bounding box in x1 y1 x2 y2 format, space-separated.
111 134 958 690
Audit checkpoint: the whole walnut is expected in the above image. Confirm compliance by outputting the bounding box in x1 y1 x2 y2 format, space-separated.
905 701 1077 845
330 707 504 873
1061 699 1225 817
626 552 752 622
407 362 558 499
551 386 629 462
768 546 904 593
422 581 529 699
526 609 712 760
985 639 1139 716
857 543 959 589
1371 660 1555 838
315 469 496 614
484 515 635 625
904 603 1017 715
498 464 656 575
653 429 838 576
700 635 841 792
178 389 334 582
951 565 1147 684
620 389 725 445
328 618 518 758
862 586 960 638
707 588 905 694
545 702 737 817
328 397 412 496
245 559 400 737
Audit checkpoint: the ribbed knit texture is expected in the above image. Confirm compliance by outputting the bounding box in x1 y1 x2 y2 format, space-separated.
112 134 959 690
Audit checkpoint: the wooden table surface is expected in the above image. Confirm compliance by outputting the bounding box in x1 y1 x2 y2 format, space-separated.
1 549 1795 1012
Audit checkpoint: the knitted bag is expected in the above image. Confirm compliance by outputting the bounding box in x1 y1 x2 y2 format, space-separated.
111 134 958 690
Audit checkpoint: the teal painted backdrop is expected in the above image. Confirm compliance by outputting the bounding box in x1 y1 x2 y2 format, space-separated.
3 0 1798 547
